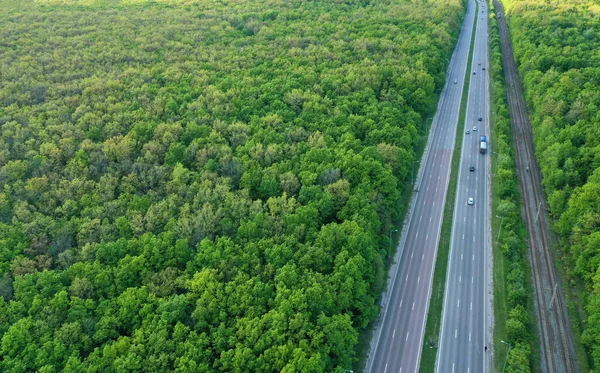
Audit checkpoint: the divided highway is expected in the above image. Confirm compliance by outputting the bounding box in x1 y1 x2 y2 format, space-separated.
435 1 492 372
365 0 477 371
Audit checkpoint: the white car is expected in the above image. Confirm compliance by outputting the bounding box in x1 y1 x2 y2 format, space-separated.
473 126 477 131
454 79 458 84
466 129 470 134
468 198 474 205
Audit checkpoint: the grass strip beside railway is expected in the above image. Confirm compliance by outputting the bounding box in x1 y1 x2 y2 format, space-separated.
489 1 540 371
419 2 478 371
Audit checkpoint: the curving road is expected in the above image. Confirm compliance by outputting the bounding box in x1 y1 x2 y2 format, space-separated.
435 1 492 372
365 1 477 372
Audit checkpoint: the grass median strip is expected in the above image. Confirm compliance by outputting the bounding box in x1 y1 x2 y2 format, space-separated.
419 2 479 371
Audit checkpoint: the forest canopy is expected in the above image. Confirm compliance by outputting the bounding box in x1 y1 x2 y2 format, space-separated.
0 0 464 371
502 0 600 368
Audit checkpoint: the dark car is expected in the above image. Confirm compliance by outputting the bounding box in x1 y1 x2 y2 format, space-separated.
470 165 475 172
478 117 483 121
482 67 486 70
473 71 476 75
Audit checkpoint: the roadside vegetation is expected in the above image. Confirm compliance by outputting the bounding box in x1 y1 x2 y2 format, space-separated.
0 0 465 371
501 0 600 369
488 2 538 371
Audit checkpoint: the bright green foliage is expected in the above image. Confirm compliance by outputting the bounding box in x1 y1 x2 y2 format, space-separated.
489 1 535 370
0 0 464 371
501 0 600 368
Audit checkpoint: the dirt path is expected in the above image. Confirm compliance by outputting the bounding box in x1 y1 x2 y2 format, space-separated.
493 1 579 372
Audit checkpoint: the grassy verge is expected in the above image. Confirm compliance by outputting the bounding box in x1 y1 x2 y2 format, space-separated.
489 0 539 371
489 4 510 370
418 3 479 372
492 2 590 371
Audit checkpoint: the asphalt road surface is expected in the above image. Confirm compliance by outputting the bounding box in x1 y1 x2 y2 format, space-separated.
435 1 492 372
365 1 477 372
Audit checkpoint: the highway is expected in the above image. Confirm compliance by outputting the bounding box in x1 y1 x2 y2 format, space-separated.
435 0 492 372
365 0 477 372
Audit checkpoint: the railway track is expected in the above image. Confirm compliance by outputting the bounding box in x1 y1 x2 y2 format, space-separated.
493 1 579 372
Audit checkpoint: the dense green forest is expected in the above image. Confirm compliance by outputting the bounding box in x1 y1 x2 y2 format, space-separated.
0 0 464 371
501 0 600 369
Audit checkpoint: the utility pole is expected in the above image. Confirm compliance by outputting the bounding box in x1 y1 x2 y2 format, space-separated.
549 283 558 311
501 340 512 373
389 229 398 252
411 160 420 185
534 202 542 225
389 229 398 243
496 214 505 245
